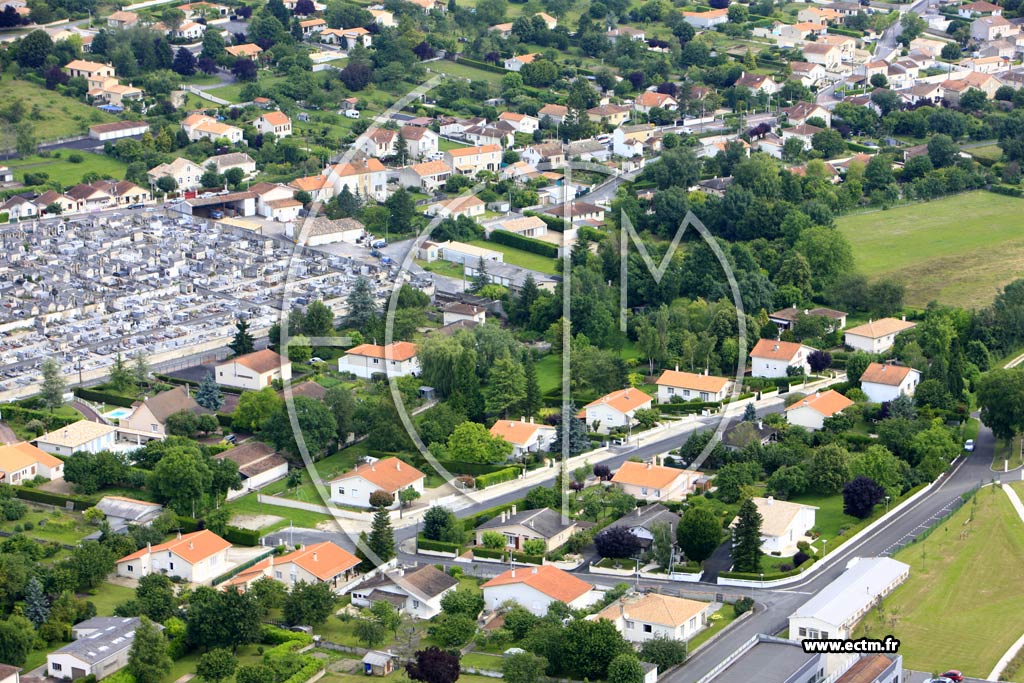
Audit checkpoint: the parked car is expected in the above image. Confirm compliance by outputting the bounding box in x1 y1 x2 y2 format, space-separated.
964 439 975 452
344 110 360 119
210 210 224 219
941 671 964 682
223 434 237 444
925 679 953 683
371 238 387 248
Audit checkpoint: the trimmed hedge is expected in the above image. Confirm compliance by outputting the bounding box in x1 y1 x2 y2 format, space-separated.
174 515 201 533
846 141 877 154
510 551 544 564
453 57 508 74
525 211 566 233
216 413 234 428
472 546 505 559
488 229 559 258
224 526 261 546
719 556 816 581
2 405 81 430
261 624 313 646
15 487 93 511
73 387 137 408
436 460 523 476
462 499 524 530
212 548 274 585
476 467 519 489
990 185 1024 198
417 537 463 554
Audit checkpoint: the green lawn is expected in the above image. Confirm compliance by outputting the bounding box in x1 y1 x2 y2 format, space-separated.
468 239 560 275
206 74 289 103
535 354 562 394
418 258 467 280
84 582 136 616
966 143 1003 162
688 605 739 653
0 508 92 545
991 435 1024 472
224 492 337 531
461 652 504 671
5 152 129 190
438 137 470 152
854 485 1024 677
0 80 116 142
424 60 507 86
836 191 1024 308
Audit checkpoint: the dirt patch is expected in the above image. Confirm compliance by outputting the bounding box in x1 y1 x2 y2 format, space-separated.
229 513 283 530
38 479 76 495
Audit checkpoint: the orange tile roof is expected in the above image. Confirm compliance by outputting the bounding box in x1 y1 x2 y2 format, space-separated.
498 111 527 122
0 442 61 472
511 53 539 64
231 349 287 374
279 541 360 580
749 338 808 361
447 144 501 157
290 175 330 192
655 370 729 393
579 388 652 416
611 460 697 489
331 158 386 176
636 91 675 106
118 530 231 565
345 342 418 361
482 565 592 603
597 593 709 627
259 111 290 126
330 456 425 492
844 318 916 339
409 160 452 176
226 43 262 57
489 420 551 446
859 363 916 386
785 389 853 417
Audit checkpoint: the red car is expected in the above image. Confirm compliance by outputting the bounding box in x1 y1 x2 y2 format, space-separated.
941 671 964 682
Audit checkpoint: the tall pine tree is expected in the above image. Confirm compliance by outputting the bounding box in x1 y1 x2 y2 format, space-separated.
449 349 484 422
228 319 255 356
484 351 526 418
24 577 49 627
470 257 491 292
346 276 378 333
196 373 224 411
521 356 542 417
731 498 764 574
551 402 589 456
367 506 395 567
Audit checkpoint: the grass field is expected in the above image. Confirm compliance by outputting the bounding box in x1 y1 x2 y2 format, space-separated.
468 239 559 274
0 80 115 142
5 152 128 188
966 144 1003 162
853 485 1024 677
425 60 506 86
991 435 1024 472
837 191 1024 308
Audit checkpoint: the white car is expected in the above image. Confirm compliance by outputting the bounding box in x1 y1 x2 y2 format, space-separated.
964 439 975 452
344 110 360 119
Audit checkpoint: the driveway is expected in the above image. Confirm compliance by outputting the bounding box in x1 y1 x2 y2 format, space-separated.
0 421 18 444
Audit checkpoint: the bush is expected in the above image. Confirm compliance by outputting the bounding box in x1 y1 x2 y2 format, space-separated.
15 487 93 511
68 153 84 163
475 468 519 489
733 597 754 616
487 230 559 258
72 387 137 408
223 526 261 546
417 537 462 554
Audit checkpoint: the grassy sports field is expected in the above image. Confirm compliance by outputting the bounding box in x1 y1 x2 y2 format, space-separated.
853 484 1024 677
836 191 1024 308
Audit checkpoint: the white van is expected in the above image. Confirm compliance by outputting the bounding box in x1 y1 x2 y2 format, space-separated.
344 110 360 119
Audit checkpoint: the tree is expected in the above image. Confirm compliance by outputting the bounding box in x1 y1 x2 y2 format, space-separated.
429 612 477 647
156 176 178 194
303 300 334 337
446 421 513 464
354 618 387 648
843 476 885 519
132 351 151 387
369 599 402 635
607 654 644 683
484 352 526 417
340 62 373 91
677 506 722 563
150 445 213 514
766 465 808 500
262 396 338 464
173 46 197 75
366 506 395 566
399 487 421 509
849 445 907 499
808 444 851 495
201 29 225 58
560 618 632 680
236 664 276 683
137 573 176 622
713 461 760 503
940 42 961 60
346 276 378 332
977 369 1024 444
639 637 687 671
927 134 958 168
24 576 48 627
594 526 642 559
423 506 459 543
807 350 832 373
16 29 52 68
197 649 238 683
846 351 871 385
128 616 172 683
503 652 547 683
369 490 395 508
233 387 283 433
650 521 674 569
731 498 763 574
440 587 484 618
229 319 256 356
196 373 224 411
284 581 337 626
811 129 846 159
551 404 589 456
450 350 484 422
40 358 65 412
66 541 117 590
407 647 461 683
186 587 261 653
166 410 201 438
0 615 34 666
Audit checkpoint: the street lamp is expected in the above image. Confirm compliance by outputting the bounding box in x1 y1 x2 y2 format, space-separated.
885 496 891 514
822 539 828 556
759 572 764 588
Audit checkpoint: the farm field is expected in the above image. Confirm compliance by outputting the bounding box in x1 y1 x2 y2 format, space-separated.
837 192 1024 308
853 485 1024 677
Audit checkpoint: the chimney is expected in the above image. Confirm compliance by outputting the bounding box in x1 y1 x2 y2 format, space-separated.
530 416 534 424
675 364 679 371
766 496 774 505
396 461 401 471
531 566 538 574
773 344 779 352
646 461 653 469
521 416 525 423
704 368 709 376
511 569 516 578
901 315 906 321
146 542 152 553
189 541 194 550
177 530 182 539
268 555 274 568
313 551 318 562
757 420 763 430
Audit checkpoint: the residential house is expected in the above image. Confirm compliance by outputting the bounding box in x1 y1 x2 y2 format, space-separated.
437 240 504 266
148 157 206 192
228 541 360 591
734 72 781 94
780 21 828 41
444 144 502 175
289 174 334 203
578 388 654 433
843 317 916 353
36 421 117 456
655 369 731 404
0 665 18 683
463 124 515 148
489 419 557 459
785 389 854 431
424 195 485 219
215 441 289 500
489 21 514 37
299 17 327 36
475 507 577 552
369 8 395 25
339 342 420 379
749 338 814 378
253 111 292 138
351 565 458 618
504 53 540 71
321 27 372 49
537 103 569 124
1 196 38 221
107 10 139 27
596 593 711 643
498 111 540 134
681 8 728 27
586 104 631 126
603 503 681 549
0 442 64 483
782 102 832 127
722 420 779 451
903 81 943 105
169 20 204 40
48 618 161 682
207 152 257 177
483 215 548 238
225 43 263 60
65 183 114 212
180 114 245 144
731 496 818 555
789 61 827 87
121 385 205 438
85 78 144 107
565 139 612 162
404 0 446 12
634 91 679 113
606 25 646 41
613 123 657 157
522 141 566 169
400 156 451 190
802 43 842 71
327 158 388 201
94 496 164 532
971 14 1017 41
93 180 150 207
442 302 487 325
360 128 398 158
330 456 425 508
769 305 847 332
116 529 232 583
611 460 702 502
959 0 1001 17
401 126 439 159
483 565 598 615
798 6 844 24
215 349 291 390
64 59 115 80
789 557 910 641
859 363 921 404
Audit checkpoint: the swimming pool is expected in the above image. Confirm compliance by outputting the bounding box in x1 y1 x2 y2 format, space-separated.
104 407 133 420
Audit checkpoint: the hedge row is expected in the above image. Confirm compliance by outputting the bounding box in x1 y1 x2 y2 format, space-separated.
462 499 523 530
72 387 137 408
452 57 508 74
224 526 262 546
488 229 559 258
15 487 94 511
261 624 314 646
3 405 81 430
846 141 877 153
152 373 245 394
437 460 523 476
525 211 566 233
472 547 543 564
719 557 816 581
476 467 519 489
417 537 463 554
990 185 1024 198
212 548 274 585
827 26 863 37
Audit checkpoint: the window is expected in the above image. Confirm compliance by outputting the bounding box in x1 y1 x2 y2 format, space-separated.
667 387 674 395
169 562 175 570
337 487 345 496
625 620 634 630
643 624 653 633
275 571 282 579
641 488 648 496
798 628 807 636
412 599 420 608
52 663 62 672
127 565 134 572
